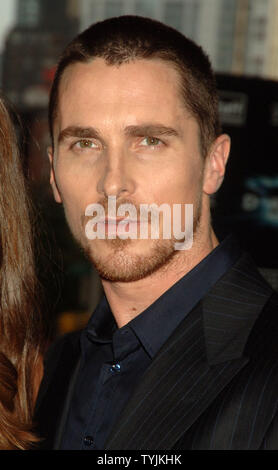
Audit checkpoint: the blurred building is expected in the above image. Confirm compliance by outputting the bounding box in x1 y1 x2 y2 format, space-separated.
2 0 79 111
232 0 278 79
2 0 79 183
80 0 201 38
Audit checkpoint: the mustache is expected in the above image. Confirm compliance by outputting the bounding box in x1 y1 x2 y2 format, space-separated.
81 197 143 227
95 197 141 214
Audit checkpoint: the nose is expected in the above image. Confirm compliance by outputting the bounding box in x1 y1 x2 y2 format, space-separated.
97 149 135 199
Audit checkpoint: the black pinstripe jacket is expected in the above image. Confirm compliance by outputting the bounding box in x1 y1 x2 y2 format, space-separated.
35 253 278 449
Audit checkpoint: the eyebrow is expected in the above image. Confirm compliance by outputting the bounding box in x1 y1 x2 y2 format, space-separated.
124 124 179 138
58 126 102 143
57 123 180 144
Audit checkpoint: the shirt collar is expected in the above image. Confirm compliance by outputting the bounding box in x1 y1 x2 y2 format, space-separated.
83 234 241 359
85 295 116 344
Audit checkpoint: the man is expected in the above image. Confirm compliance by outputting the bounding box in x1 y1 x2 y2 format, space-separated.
35 16 278 450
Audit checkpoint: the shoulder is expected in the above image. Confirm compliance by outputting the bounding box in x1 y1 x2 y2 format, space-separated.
246 290 278 355
35 330 82 414
44 330 82 371
261 407 278 449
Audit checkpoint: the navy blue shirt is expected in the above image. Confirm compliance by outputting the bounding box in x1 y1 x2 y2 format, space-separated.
60 235 241 450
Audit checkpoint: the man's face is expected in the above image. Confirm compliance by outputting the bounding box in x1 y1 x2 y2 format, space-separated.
49 58 214 282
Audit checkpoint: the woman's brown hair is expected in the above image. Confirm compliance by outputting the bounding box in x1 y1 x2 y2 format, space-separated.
0 96 44 449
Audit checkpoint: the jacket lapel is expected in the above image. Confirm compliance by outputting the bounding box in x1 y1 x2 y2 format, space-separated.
105 254 273 450
203 253 272 364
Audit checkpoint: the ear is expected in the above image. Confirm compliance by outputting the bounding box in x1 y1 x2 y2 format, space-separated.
202 134 231 195
47 147 62 203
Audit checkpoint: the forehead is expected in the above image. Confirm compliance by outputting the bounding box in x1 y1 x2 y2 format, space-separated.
57 58 188 129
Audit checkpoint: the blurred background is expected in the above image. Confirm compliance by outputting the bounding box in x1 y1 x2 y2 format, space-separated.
0 0 277 339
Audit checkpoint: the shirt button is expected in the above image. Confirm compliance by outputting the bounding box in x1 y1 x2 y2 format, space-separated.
110 363 121 373
83 436 94 447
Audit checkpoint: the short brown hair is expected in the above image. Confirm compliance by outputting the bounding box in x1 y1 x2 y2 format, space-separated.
49 15 221 157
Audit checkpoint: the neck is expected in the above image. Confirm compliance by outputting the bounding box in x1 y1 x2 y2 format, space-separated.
102 222 218 328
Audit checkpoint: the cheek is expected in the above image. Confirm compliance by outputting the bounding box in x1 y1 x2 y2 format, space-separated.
56 173 76 205
179 154 204 196
156 162 203 205
54 164 84 221
55 159 87 202
55 153 102 197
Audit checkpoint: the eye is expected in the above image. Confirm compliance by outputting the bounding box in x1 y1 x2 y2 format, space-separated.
74 139 98 149
141 136 162 147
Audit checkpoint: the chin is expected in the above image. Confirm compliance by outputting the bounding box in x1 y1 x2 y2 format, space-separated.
84 238 177 282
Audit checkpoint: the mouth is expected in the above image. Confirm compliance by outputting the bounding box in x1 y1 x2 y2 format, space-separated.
97 217 138 225
96 217 141 236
